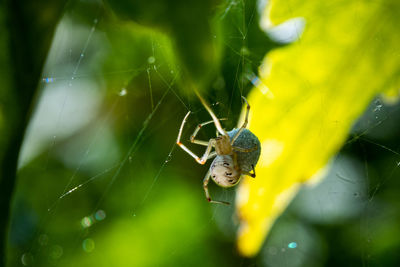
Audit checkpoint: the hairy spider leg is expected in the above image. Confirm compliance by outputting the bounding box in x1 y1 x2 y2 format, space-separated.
190 118 227 146
203 170 230 205
195 90 228 136
231 96 250 145
176 111 215 164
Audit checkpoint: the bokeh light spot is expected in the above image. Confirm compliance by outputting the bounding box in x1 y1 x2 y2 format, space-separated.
81 216 93 228
119 88 127 96
95 210 106 221
21 253 34 266
50 245 63 259
42 77 55 83
147 56 155 64
82 238 95 253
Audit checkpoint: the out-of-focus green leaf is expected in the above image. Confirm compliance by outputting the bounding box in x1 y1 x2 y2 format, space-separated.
236 0 400 256
105 0 222 90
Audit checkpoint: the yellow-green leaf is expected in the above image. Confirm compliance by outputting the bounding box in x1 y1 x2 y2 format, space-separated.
236 0 400 256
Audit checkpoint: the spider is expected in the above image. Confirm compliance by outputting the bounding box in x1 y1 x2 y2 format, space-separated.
176 96 261 205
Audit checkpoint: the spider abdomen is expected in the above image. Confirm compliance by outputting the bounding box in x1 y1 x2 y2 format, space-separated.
228 128 261 172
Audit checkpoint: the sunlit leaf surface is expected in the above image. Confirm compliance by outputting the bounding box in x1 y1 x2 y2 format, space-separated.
236 0 400 256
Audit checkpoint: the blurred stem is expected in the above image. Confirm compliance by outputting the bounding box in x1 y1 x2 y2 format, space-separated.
0 0 65 265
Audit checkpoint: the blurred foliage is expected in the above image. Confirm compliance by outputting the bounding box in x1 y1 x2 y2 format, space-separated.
105 0 222 89
237 0 400 257
0 0 66 265
0 0 400 266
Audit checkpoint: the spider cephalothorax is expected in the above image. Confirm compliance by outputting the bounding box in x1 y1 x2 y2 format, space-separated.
176 95 261 205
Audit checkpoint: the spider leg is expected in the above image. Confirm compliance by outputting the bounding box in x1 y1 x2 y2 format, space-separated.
232 145 258 153
207 151 217 159
176 111 215 164
177 111 191 144
190 118 227 146
241 164 256 178
231 96 250 145
203 170 230 205
195 90 228 137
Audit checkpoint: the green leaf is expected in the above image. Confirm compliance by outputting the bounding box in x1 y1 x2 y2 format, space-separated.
236 0 400 256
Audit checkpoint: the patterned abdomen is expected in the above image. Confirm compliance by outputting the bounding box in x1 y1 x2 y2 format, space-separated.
227 128 261 173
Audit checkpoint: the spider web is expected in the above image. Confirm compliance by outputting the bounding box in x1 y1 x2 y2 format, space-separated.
7 0 400 267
